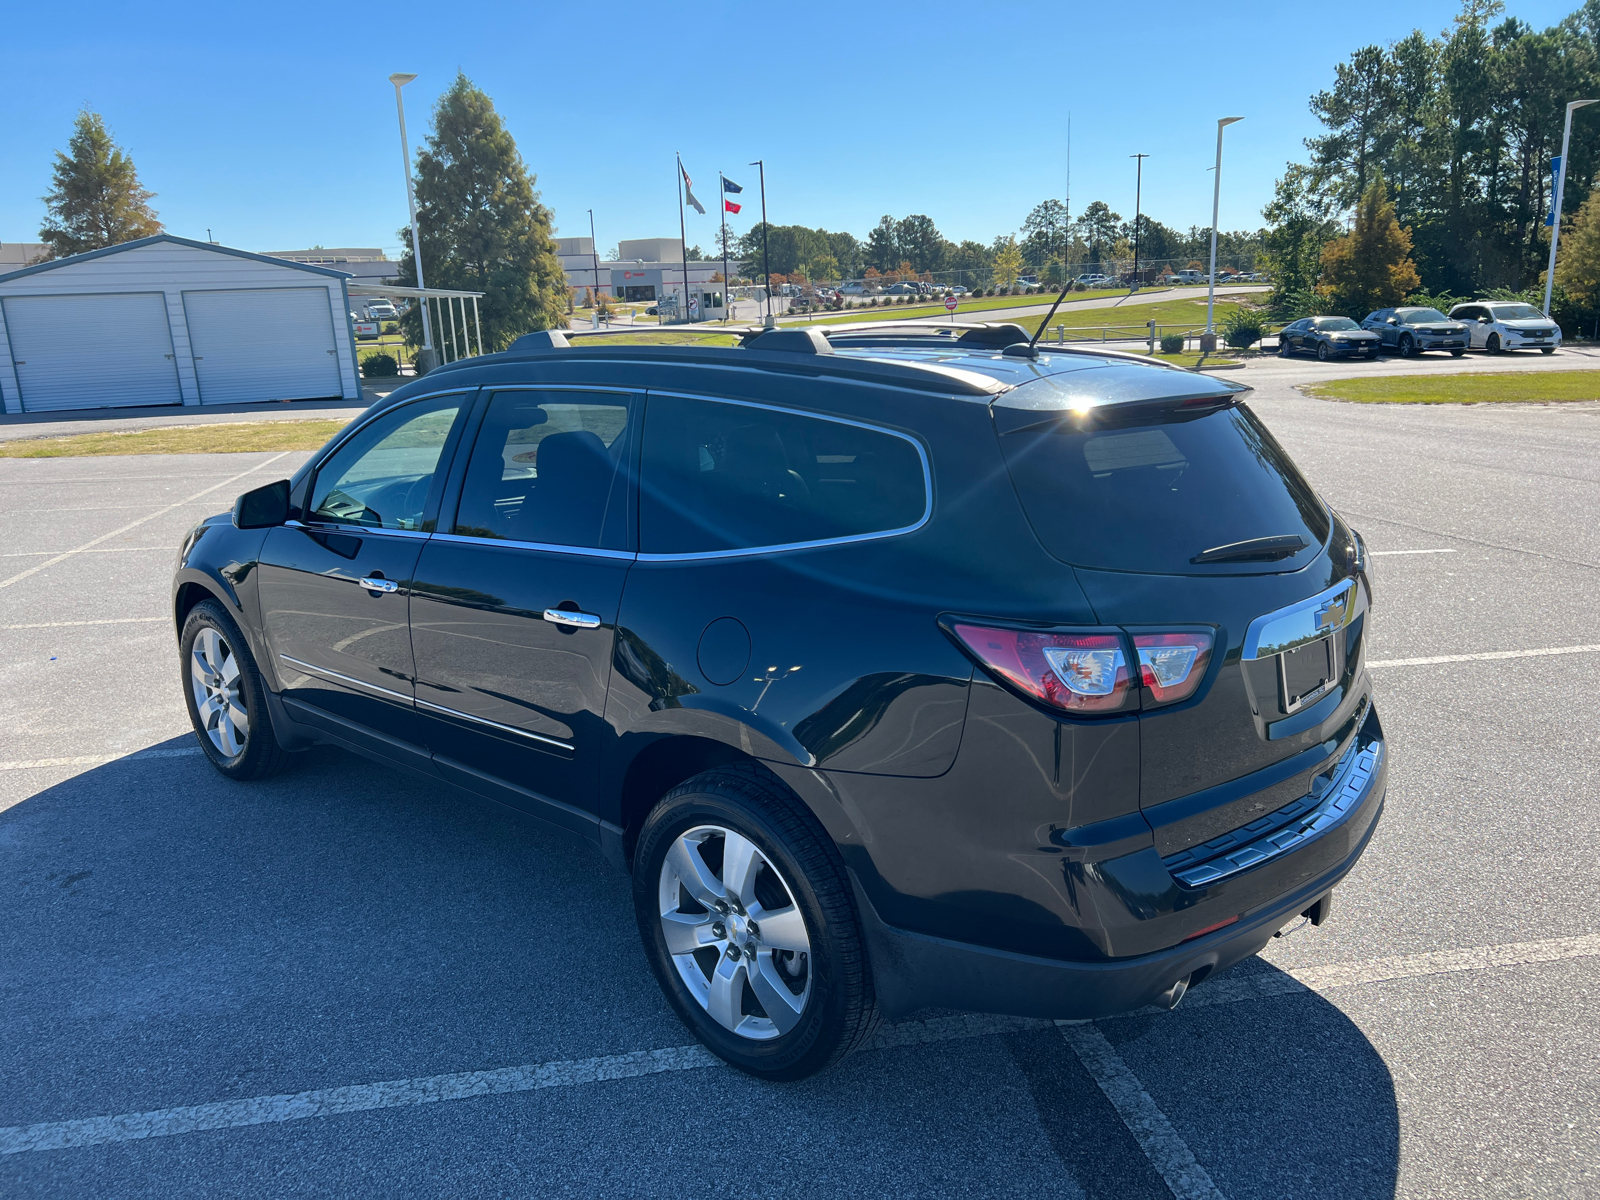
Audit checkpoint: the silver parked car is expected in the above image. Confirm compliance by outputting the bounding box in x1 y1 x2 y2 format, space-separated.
1360 307 1469 357
1447 301 1560 355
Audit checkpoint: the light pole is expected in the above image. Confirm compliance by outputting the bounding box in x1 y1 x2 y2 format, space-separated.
750 160 771 326
1207 117 1244 336
589 208 602 325
1544 99 1598 319
389 72 433 361
1130 153 1149 290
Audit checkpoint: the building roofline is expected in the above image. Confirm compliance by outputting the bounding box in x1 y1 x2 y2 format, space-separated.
0 234 354 285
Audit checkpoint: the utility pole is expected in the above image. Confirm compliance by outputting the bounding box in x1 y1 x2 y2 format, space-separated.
751 159 771 326
1130 153 1149 290
1545 100 1598 318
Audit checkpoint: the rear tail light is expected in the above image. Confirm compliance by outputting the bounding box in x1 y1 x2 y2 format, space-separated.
950 624 1131 713
1133 632 1213 705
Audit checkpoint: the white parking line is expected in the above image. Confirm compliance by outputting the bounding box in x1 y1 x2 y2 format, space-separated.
1370 548 1457 556
1 547 173 558
0 747 200 771
0 452 291 591
0 617 166 630
1058 1023 1225 1200
2 933 1592 1157
1368 644 1600 669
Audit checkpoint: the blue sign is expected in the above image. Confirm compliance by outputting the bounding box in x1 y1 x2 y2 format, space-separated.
1548 156 1563 226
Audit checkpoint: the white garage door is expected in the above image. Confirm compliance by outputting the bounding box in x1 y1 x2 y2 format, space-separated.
3 292 182 411
183 288 343 405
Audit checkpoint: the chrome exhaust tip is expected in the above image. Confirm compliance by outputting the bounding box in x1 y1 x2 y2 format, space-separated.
1154 975 1190 1011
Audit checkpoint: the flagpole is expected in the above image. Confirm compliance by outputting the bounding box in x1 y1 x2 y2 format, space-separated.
751 159 770 326
720 172 729 324
677 153 689 326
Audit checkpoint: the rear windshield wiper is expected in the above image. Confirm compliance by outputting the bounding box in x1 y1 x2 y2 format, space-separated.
1190 535 1308 564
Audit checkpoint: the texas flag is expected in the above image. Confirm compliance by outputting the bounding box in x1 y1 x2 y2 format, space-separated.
722 175 742 212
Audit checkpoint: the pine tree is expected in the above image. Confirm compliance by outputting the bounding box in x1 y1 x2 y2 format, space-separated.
39 112 162 259
396 74 567 351
1317 175 1421 317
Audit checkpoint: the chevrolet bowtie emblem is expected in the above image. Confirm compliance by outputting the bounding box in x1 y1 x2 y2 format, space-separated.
1315 599 1343 630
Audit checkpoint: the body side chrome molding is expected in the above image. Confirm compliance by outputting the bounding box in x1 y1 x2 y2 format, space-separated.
426 531 635 560
277 654 414 703
413 696 575 752
1242 577 1359 661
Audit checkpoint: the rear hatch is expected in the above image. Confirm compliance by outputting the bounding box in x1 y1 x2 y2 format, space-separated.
991 369 1371 860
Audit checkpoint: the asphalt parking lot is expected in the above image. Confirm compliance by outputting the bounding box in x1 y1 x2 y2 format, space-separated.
2 380 1598 1197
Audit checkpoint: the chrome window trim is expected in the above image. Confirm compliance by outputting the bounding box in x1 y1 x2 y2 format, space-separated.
278 654 413 703
414 697 574 752
1242 577 1359 661
286 519 434 540
428 531 635 560
635 388 934 562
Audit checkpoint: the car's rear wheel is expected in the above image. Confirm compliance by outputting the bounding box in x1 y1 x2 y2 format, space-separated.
1398 335 1417 357
1316 342 1330 361
1486 333 1502 354
632 765 878 1080
180 600 289 780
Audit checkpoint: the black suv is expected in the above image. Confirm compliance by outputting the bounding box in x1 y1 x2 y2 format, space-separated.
173 322 1387 1080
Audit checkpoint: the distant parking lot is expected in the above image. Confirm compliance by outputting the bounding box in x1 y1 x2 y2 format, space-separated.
2 385 1598 1196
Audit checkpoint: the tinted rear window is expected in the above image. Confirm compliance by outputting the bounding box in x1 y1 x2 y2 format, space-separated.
995 404 1329 574
639 394 928 555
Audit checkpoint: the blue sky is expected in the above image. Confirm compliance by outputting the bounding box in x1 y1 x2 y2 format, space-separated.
0 0 1580 256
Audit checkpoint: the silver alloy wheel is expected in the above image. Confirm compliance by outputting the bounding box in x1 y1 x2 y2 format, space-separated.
190 627 249 757
659 824 813 1040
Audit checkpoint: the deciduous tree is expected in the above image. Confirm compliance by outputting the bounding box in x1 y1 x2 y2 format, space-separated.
39 111 161 258
1317 176 1422 316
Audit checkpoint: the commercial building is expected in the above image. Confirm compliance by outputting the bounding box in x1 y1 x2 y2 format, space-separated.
0 234 364 412
555 236 726 317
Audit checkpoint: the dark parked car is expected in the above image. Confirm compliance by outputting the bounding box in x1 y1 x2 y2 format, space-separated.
1361 307 1469 356
173 322 1387 1080
1278 316 1381 361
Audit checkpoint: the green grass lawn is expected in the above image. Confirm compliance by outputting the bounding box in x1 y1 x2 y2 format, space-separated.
0 419 352 458
796 287 1148 326
1302 371 1600 404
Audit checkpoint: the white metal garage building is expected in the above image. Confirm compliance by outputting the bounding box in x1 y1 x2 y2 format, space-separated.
0 234 364 413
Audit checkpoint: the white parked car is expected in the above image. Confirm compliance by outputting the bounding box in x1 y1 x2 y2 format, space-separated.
363 300 398 321
1447 301 1561 354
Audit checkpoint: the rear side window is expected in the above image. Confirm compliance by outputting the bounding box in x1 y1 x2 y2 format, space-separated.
639 394 928 555
995 404 1329 574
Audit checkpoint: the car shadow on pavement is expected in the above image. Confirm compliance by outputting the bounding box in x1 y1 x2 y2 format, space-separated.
1 736 1397 1198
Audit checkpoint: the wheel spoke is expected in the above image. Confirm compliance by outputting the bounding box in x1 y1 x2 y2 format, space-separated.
748 956 807 1034
705 952 746 1032
225 695 250 739
661 910 719 957
720 830 762 909
750 903 808 952
219 648 241 687
666 837 725 908
217 708 243 756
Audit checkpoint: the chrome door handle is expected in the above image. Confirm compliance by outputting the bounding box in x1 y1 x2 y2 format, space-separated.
544 608 600 628
359 577 399 593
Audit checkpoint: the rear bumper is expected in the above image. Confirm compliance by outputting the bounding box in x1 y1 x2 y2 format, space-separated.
858 708 1388 1020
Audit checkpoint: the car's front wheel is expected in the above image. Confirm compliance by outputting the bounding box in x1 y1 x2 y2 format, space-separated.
1317 342 1330 361
1398 335 1417 357
180 599 289 780
1486 332 1502 354
633 765 878 1080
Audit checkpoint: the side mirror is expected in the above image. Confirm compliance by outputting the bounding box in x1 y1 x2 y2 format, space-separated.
1385 317 1398 325
1478 316 1490 324
233 479 291 529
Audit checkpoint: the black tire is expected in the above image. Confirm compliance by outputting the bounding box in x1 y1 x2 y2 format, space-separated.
1542 347 1556 354
633 764 878 1080
179 599 290 781
1451 349 1465 357
1486 332 1502 355
1399 335 1417 357
1316 342 1330 361
1277 337 1291 357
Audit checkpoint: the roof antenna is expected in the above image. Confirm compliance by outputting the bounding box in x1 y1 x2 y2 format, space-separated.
1005 279 1073 358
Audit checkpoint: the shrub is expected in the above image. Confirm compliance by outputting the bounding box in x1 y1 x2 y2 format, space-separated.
1222 308 1265 349
1159 333 1186 354
361 353 399 378
381 321 399 335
